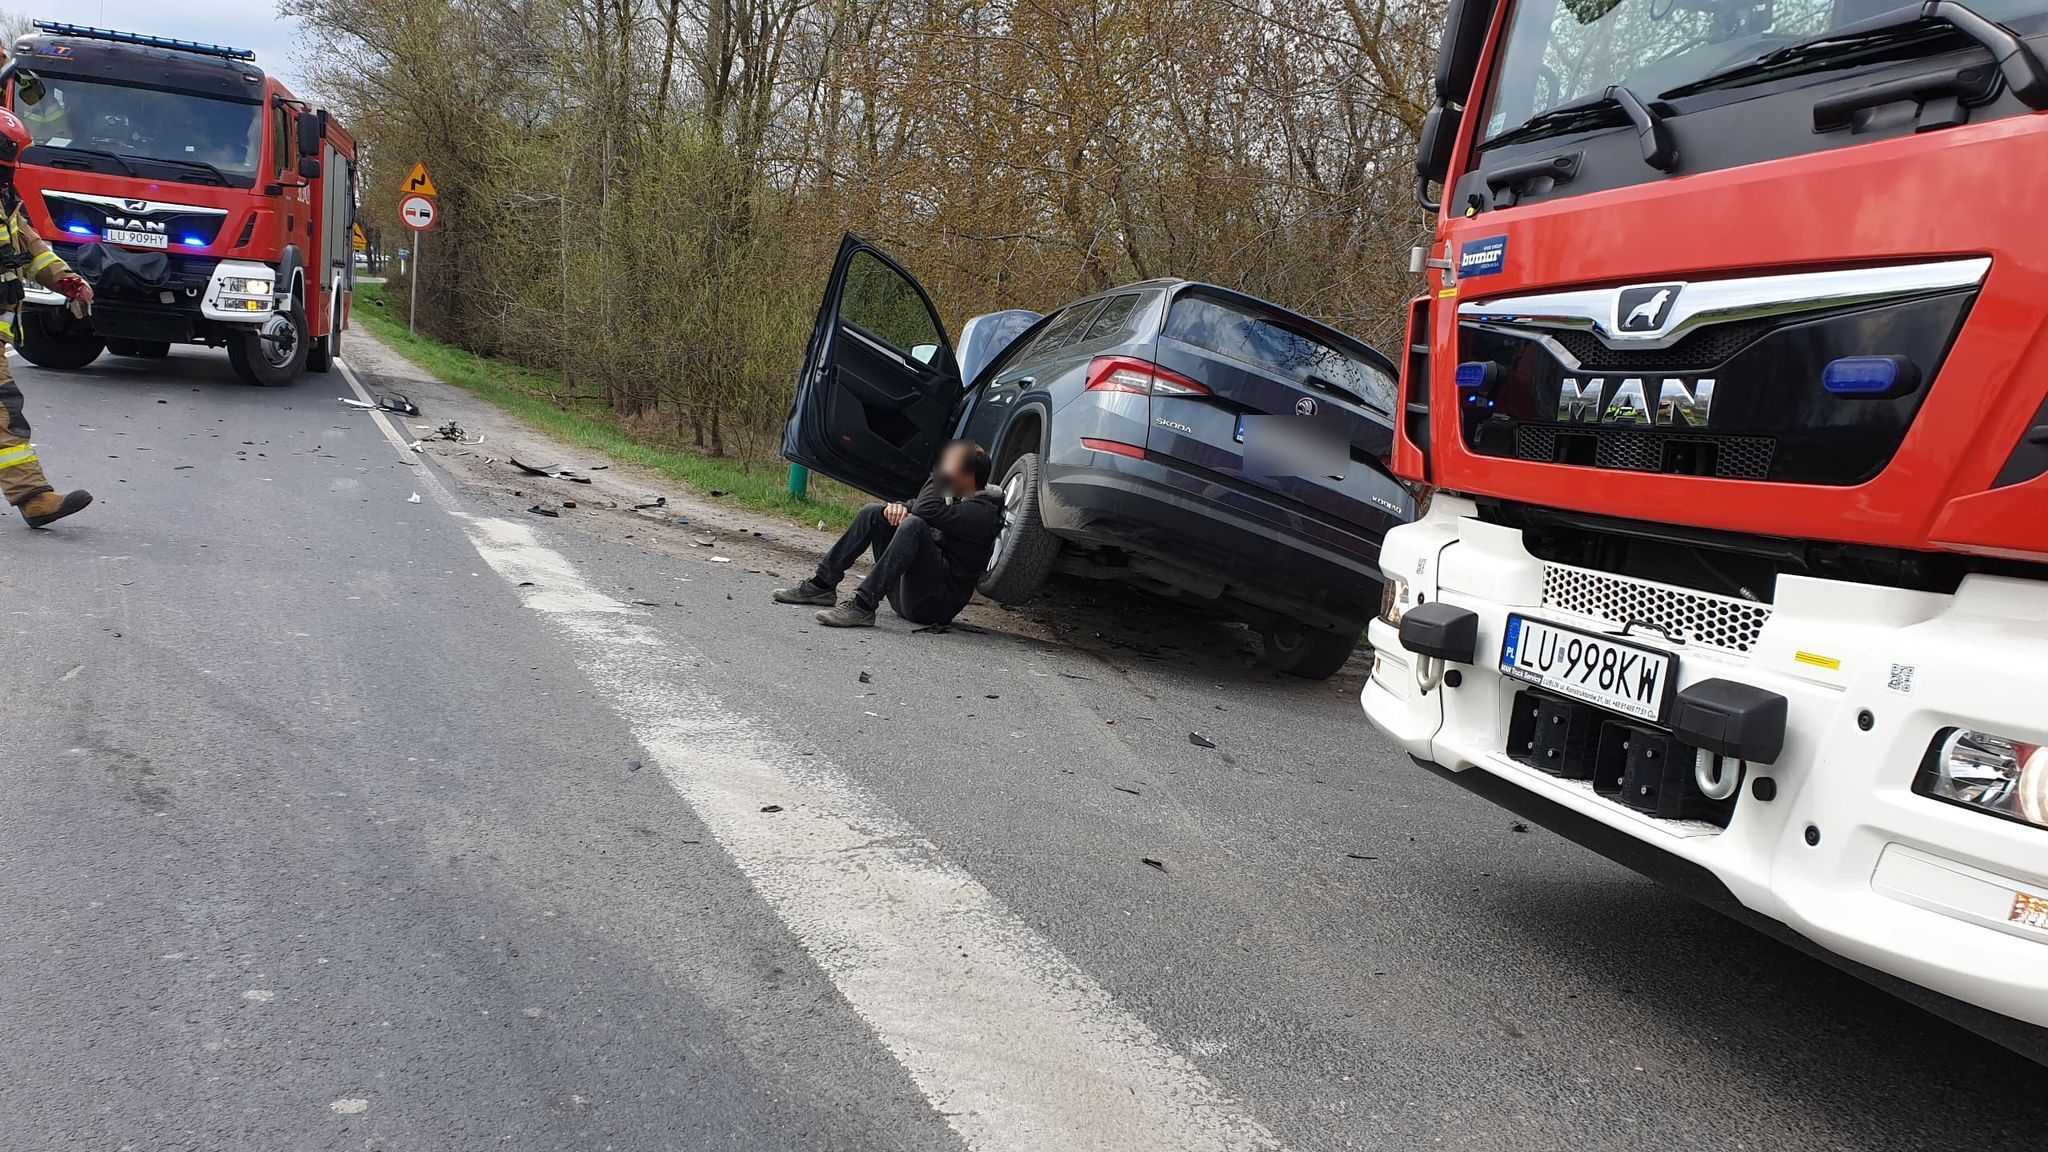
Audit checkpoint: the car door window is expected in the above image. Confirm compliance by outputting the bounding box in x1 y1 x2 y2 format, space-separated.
840 250 942 361
1082 293 1142 341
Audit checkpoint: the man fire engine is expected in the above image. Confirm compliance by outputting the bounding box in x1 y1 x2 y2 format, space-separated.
0 23 358 387
1366 0 2048 1060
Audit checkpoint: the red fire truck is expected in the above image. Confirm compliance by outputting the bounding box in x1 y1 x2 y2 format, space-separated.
1367 0 2048 1058
0 22 357 386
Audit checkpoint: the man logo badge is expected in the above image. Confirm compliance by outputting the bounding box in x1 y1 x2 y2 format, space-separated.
1295 396 1317 416
1615 282 1684 335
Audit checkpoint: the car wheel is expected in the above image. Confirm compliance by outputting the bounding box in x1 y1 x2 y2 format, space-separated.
16 306 104 370
1260 623 1360 680
228 302 311 387
978 451 1060 605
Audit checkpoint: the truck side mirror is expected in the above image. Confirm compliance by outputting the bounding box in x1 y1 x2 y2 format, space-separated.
297 111 322 156
1436 0 1498 106
1416 105 1461 213
298 155 321 180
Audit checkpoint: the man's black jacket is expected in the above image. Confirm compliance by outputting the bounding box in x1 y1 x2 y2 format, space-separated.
906 472 1003 607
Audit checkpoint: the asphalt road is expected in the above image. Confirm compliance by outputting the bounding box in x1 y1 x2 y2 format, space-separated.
1 338 2042 1151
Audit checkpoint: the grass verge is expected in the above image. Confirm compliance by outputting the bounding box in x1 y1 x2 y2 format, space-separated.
351 283 864 530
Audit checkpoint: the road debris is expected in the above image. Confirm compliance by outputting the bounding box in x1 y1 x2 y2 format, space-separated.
1189 732 1217 749
1512 822 1531 833
406 492 421 504
562 500 577 509
633 497 667 510
378 394 420 416
1345 853 1379 861
510 457 557 477
527 505 560 518
859 670 872 683
338 396 376 409
1141 857 1167 872
711 556 732 563
690 535 716 547
708 489 728 497
816 519 827 531
632 599 660 607
759 804 783 813
1113 786 1141 796
627 759 643 772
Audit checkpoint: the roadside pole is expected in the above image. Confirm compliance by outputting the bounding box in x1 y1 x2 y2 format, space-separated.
410 230 421 336
788 463 809 499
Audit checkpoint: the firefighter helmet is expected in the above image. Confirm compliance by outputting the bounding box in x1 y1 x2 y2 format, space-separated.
0 109 30 167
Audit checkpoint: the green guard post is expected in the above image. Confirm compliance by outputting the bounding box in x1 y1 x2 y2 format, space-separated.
787 463 810 500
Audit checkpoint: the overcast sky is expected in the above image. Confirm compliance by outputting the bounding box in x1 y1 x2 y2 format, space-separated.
43 0 315 93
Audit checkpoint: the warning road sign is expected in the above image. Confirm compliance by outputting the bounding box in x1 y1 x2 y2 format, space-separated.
400 194 437 232
352 222 368 252
400 162 438 198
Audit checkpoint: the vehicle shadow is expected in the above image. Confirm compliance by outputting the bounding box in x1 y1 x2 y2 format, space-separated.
949 570 1370 690
1433 869 2048 1148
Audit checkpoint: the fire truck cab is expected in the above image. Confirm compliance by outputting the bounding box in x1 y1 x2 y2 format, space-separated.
1369 0 2048 1061
0 22 357 387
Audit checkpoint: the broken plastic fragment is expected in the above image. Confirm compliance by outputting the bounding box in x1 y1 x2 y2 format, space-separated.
1189 732 1217 749
406 492 421 504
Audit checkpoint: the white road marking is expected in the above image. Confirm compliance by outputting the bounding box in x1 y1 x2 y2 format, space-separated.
338 355 1281 1149
461 515 1283 1152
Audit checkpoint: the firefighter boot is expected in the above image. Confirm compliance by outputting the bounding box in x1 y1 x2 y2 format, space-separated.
18 488 92 528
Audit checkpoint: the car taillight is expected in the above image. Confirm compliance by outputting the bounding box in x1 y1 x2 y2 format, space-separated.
1086 356 1210 397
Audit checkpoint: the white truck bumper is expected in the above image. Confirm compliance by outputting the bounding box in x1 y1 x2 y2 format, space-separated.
1362 496 2048 1036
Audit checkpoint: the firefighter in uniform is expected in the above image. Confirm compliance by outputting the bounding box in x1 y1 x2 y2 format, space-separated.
0 108 94 528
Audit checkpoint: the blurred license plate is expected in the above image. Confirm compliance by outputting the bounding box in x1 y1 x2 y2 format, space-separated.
105 228 168 249
1500 614 1673 723
1239 413 1347 479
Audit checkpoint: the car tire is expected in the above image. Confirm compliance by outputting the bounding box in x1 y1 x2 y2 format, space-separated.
16 306 104 370
228 302 311 387
978 451 1060 605
1260 623 1360 680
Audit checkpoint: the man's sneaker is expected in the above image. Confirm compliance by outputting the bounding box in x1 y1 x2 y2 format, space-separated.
815 599 876 628
773 578 837 606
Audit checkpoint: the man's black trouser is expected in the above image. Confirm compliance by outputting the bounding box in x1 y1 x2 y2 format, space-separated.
814 503 966 624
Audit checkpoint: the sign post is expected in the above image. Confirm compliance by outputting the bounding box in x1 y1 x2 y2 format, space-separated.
398 180 438 336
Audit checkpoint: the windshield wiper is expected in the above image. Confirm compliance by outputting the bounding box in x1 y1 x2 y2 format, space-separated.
136 155 231 186
1663 0 2048 107
36 145 139 178
1483 85 1678 171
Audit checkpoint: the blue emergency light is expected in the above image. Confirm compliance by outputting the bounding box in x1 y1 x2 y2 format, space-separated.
30 21 256 61
1822 356 1914 397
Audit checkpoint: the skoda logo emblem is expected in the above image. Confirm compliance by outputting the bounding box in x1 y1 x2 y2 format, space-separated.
1295 396 1317 416
1616 282 1685 335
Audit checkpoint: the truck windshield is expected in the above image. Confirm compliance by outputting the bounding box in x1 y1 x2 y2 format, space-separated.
1481 0 2048 143
18 75 264 186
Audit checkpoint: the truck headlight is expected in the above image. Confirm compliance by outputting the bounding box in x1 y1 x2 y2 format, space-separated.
1380 577 1410 627
1916 728 2048 829
219 277 273 297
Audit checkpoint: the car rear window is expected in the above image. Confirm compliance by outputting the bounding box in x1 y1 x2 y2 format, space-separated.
1164 294 1395 415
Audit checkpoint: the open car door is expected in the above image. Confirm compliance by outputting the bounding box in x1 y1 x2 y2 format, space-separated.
783 235 961 501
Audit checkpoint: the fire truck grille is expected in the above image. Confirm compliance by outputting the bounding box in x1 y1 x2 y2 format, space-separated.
1540 564 1772 654
1514 426 1775 480
1551 320 1773 371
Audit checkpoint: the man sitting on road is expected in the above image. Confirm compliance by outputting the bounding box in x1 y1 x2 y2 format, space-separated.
774 440 1002 629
